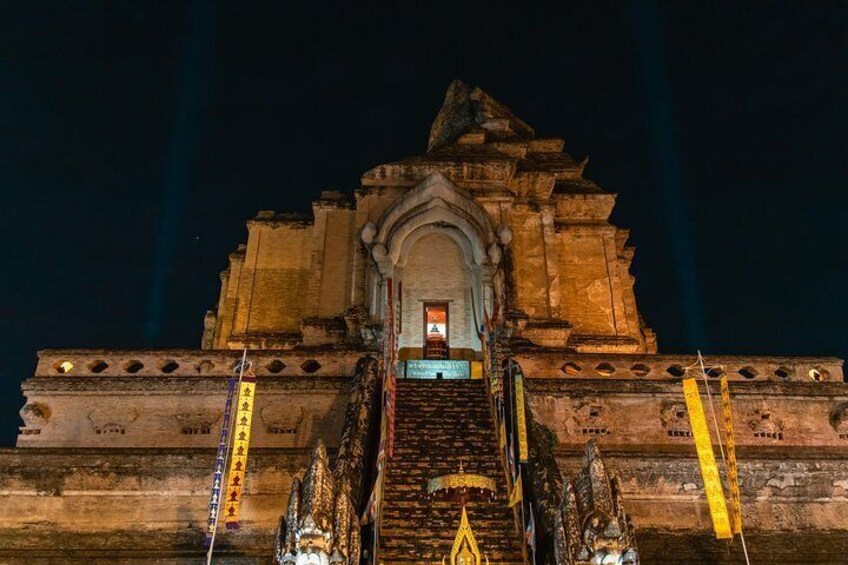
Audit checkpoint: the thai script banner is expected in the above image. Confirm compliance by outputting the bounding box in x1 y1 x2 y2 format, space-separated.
514 368 529 463
720 377 743 535
683 378 732 539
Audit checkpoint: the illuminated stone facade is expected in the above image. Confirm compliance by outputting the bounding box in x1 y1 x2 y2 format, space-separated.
1 82 846 563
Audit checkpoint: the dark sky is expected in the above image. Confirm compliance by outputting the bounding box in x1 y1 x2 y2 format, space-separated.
2 2 846 445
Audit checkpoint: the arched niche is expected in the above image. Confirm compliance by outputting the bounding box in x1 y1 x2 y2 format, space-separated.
362 173 507 355
399 232 479 356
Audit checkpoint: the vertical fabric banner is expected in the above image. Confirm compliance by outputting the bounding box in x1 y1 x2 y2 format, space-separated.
509 474 523 507
683 378 732 539
525 502 537 553
482 303 503 401
224 368 257 529
720 377 743 535
514 364 529 463
204 376 237 543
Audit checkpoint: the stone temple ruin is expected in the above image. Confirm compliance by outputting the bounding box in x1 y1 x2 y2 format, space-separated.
1 81 846 563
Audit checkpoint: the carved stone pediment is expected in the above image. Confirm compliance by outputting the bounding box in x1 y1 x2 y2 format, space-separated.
174 411 218 435
830 402 848 435
20 402 51 427
261 406 305 435
660 401 692 438
746 407 785 440
363 172 499 277
87 407 139 435
532 397 613 441
572 400 611 439
174 411 215 426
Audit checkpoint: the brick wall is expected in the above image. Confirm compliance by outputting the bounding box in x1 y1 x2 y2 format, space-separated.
399 233 477 353
0 448 313 560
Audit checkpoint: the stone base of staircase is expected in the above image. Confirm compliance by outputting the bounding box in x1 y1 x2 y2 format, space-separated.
379 379 525 564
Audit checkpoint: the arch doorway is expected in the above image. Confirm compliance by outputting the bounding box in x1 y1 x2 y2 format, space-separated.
361 172 511 377
398 232 477 361
424 303 449 359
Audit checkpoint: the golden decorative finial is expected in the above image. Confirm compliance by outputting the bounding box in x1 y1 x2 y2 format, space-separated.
438 507 483 565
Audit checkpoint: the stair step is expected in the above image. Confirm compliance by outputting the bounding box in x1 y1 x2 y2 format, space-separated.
379 379 524 563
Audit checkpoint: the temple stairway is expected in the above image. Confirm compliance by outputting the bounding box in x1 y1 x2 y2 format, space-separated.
379 379 525 565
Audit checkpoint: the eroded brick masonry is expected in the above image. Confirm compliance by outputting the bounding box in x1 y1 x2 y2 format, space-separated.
2 81 846 564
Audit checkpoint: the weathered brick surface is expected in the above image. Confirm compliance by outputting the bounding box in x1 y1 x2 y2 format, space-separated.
526 376 848 450
635 529 848 564
554 450 848 533
3 81 845 563
18 371 352 449
207 81 657 354
379 380 524 564
0 448 315 560
398 233 477 354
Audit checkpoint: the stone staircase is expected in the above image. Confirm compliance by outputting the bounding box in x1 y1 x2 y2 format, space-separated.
378 379 525 565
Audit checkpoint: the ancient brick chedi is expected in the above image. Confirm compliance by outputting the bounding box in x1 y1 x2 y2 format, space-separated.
2 81 846 563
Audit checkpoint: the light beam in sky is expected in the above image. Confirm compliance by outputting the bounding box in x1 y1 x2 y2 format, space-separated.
145 0 216 344
630 0 708 349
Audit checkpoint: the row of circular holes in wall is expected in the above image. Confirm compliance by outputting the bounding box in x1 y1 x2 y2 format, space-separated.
561 362 830 382
53 358 320 375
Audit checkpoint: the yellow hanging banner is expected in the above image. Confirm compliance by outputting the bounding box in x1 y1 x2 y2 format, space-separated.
509 474 523 508
514 367 529 463
499 420 507 449
224 373 256 529
720 377 743 535
683 378 732 539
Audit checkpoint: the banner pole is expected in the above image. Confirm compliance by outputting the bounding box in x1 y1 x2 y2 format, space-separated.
697 351 726 464
206 348 247 565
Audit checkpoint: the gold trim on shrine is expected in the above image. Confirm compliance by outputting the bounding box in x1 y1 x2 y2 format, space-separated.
683 378 732 539
428 473 497 494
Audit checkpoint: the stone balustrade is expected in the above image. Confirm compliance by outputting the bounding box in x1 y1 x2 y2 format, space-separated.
36 349 845 384
34 348 371 378
513 352 845 383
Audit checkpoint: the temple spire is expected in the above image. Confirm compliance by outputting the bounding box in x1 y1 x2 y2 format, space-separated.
428 80 535 152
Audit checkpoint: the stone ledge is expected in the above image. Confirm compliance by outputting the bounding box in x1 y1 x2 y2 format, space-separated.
514 351 845 383
21 376 352 393
34 349 373 378
0 526 270 559
525 378 848 397
248 211 313 228
0 447 319 477
550 444 848 460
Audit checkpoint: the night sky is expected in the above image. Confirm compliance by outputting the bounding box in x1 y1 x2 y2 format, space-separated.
2 2 846 445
